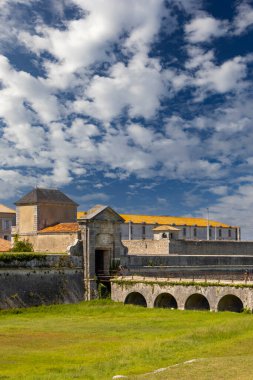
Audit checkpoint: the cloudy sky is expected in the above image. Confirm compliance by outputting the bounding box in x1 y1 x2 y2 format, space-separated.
1 0 253 238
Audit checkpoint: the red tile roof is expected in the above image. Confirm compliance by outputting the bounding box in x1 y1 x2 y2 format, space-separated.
38 222 80 233
0 238 11 252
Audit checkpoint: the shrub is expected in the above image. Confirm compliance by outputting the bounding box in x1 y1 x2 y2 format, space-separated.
11 234 34 252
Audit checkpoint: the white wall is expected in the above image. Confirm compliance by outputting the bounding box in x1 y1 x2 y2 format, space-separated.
120 222 238 241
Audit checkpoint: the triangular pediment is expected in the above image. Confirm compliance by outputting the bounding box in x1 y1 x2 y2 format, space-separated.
79 205 124 222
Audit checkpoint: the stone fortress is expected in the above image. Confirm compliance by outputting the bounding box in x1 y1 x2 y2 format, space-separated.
1 187 253 312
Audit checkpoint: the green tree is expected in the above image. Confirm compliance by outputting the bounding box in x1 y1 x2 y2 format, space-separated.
11 234 34 252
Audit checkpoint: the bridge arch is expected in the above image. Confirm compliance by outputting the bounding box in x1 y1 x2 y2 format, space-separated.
217 294 243 313
124 292 147 307
154 293 178 309
185 293 210 311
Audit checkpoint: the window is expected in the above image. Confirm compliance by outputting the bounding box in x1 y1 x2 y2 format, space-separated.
209 228 212 237
194 228 197 237
219 229 222 238
228 229 231 238
3 220 11 230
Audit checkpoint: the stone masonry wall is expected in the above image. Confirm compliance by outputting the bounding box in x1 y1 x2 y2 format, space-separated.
122 239 253 256
169 240 253 255
111 279 253 311
122 239 169 255
0 255 84 309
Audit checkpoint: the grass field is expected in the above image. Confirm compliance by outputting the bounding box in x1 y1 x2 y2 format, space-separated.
0 300 253 379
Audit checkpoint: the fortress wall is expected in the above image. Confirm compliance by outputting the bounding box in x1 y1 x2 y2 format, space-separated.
122 254 253 267
169 240 253 255
122 239 253 256
122 239 169 255
0 255 84 309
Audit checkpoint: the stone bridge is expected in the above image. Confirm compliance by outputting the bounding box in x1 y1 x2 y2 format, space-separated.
111 277 253 312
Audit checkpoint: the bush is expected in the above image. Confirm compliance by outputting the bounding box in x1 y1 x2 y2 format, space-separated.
11 234 34 252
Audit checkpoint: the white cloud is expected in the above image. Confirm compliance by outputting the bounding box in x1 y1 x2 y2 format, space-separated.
80 192 110 202
185 46 215 69
0 170 36 199
184 3 253 46
20 0 166 89
0 55 60 124
76 53 164 121
198 184 253 240
234 1 253 35
185 16 229 43
127 124 154 148
194 56 247 93
210 186 228 196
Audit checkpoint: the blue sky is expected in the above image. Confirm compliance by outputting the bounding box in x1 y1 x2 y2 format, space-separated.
1 0 253 238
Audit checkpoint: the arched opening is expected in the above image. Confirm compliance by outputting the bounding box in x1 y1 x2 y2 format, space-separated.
218 294 243 313
154 293 178 309
124 292 147 307
185 294 210 311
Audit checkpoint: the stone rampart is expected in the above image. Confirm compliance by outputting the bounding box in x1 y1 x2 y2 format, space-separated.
0 255 84 309
122 253 253 267
169 240 253 255
122 239 168 255
122 239 253 256
121 254 253 280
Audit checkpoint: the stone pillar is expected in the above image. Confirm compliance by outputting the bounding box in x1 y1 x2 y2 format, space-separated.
79 221 98 300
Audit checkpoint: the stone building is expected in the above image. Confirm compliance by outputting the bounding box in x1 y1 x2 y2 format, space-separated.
0 204 16 241
118 213 240 241
14 188 79 252
13 187 124 270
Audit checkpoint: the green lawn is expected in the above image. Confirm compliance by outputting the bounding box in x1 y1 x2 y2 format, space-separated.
0 301 253 379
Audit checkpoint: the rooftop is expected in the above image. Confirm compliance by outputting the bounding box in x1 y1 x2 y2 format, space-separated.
16 188 78 206
39 222 80 234
153 225 180 231
0 204 15 214
109 213 234 228
0 238 11 252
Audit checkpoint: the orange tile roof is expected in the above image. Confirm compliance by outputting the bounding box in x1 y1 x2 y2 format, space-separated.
116 214 233 228
0 238 11 252
77 211 235 228
39 222 80 233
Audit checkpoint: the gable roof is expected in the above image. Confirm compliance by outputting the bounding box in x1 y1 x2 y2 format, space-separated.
153 225 180 231
0 238 11 252
15 188 78 206
0 204 16 214
78 205 124 222
38 222 80 234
